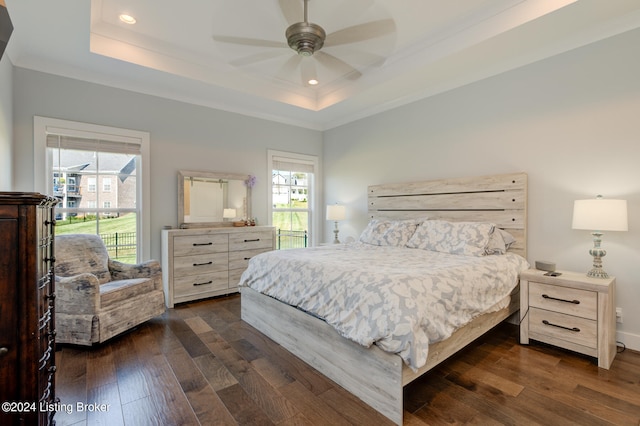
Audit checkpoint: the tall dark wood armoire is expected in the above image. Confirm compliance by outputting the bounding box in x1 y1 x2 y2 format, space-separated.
0 192 58 425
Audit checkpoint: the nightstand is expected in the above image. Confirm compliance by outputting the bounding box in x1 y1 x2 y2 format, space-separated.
519 269 616 369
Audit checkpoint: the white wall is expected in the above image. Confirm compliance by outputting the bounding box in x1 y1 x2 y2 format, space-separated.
12 68 323 260
0 52 12 190
324 29 640 349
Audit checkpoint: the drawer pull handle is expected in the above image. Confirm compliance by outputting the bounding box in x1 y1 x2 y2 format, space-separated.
244 257 251 260
193 261 213 266
244 239 260 242
542 319 580 333
193 281 213 286
542 294 580 304
193 242 213 246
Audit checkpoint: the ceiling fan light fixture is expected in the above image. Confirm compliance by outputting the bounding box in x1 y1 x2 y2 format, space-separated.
286 22 325 57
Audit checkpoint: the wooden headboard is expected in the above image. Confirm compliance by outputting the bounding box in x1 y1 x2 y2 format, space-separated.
367 172 528 258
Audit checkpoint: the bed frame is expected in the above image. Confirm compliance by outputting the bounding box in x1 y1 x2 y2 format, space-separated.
240 172 528 424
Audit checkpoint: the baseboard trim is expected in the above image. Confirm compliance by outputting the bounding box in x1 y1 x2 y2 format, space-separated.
616 330 640 352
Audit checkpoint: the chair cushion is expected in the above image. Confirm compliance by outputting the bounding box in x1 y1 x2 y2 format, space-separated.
56 234 112 284
100 278 155 306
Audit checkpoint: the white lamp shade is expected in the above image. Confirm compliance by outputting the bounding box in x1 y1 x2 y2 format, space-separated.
572 198 628 231
223 208 236 219
326 204 346 221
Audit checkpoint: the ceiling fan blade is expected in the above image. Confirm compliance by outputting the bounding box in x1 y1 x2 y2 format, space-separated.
275 54 303 80
315 51 361 80
278 0 303 25
212 35 287 49
230 50 288 67
324 19 396 47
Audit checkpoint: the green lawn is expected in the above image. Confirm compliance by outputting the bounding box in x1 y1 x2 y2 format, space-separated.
272 200 309 249
55 213 138 263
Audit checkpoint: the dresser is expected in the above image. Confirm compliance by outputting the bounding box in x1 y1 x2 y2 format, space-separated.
0 192 58 425
161 226 275 307
519 269 616 369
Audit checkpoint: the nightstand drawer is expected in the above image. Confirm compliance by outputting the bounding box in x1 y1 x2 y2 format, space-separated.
529 281 597 319
529 307 597 349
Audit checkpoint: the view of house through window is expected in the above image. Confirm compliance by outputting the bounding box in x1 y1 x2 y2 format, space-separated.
49 135 141 263
270 152 316 249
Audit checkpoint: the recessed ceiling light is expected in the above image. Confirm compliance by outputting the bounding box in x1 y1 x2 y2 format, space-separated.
308 79 319 86
119 14 136 24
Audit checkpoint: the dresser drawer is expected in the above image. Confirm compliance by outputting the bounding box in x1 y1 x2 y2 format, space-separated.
174 271 229 297
529 281 597 319
529 307 597 349
229 231 273 251
174 234 228 256
173 253 229 276
229 248 271 271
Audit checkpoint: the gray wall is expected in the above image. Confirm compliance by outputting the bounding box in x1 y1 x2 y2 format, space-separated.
324 28 640 349
0 52 12 189
8 26 640 350
12 68 323 259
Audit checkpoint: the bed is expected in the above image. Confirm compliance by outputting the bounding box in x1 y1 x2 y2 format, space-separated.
239 172 528 424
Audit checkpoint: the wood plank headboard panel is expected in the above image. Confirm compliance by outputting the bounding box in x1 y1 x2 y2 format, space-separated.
367 172 528 258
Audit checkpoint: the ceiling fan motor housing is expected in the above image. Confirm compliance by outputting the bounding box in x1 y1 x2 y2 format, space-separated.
286 22 326 56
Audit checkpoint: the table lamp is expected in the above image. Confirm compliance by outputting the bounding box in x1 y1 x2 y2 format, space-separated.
326 204 346 244
572 195 628 278
223 208 236 221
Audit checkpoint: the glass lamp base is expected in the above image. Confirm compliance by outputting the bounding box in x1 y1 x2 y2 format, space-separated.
586 267 609 279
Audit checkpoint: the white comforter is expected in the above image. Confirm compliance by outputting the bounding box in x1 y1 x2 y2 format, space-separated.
239 243 529 370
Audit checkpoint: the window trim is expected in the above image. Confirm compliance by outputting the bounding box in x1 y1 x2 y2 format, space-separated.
267 149 321 247
34 116 151 260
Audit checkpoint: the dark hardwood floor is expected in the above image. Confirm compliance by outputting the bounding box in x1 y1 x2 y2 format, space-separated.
55 294 640 425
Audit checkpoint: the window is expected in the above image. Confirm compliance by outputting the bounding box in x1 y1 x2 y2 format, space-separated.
34 117 151 262
268 150 319 249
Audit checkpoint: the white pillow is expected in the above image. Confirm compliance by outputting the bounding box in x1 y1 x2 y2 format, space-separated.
485 229 517 255
359 219 421 247
406 220 495 256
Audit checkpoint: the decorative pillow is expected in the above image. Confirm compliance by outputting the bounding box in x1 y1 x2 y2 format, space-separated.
485 229 516 255
406 220 495 256
359 219 421 247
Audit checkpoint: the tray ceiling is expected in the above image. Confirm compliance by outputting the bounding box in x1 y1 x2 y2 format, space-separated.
5 0 640 129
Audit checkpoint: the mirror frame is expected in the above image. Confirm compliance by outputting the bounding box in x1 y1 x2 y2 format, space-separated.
178 170 251 228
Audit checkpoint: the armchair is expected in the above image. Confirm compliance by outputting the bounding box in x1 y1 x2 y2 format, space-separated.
54 234 165 345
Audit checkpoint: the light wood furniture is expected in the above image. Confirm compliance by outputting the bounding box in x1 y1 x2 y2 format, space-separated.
241 172 527 425
519 269 616 369
162 226 275 308
0 192 58 426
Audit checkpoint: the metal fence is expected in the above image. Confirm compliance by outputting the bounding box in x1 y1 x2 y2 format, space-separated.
276 229 308 250
99 232 136 259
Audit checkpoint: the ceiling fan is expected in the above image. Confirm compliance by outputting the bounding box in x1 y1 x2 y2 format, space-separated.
213 0 396 85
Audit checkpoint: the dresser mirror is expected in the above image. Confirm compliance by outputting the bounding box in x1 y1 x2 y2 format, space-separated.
178 170 250 228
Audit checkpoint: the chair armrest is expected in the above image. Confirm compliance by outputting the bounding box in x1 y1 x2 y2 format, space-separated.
109 259 163 290
55 273 100 314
